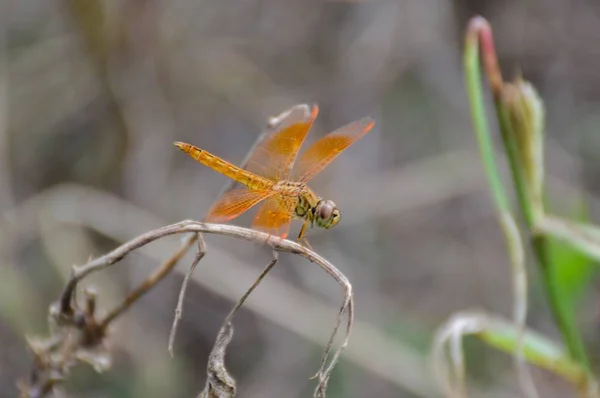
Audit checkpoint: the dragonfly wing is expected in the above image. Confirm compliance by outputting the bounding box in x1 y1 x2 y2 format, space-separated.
245 104 319 181
292 117 375 183
206 188 275 223
252 195 295 239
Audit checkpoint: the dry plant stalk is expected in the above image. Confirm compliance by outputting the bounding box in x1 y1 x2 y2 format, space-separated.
19 106 355 398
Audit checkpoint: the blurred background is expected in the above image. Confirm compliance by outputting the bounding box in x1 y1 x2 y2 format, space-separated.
1 0 600 397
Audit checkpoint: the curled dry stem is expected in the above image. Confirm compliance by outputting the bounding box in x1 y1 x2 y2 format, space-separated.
46 221 353 398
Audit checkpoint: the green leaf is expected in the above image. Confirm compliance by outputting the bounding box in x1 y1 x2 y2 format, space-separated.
545 199 597 306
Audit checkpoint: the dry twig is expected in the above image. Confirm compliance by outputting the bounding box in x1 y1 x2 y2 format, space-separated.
22 221 353 397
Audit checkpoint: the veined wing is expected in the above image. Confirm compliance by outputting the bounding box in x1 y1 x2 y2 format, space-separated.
252 195 295 239
245 104 319 181
292 117 375 183
205 188 276 223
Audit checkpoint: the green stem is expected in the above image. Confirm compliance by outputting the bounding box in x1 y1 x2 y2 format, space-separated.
493 67 591 372
464 25 510 216
464 16 591 370
476 319 588 387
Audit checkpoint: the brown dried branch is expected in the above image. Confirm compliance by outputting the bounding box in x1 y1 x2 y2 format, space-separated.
19 287 110 398
21 221 353 397
198 321 236 398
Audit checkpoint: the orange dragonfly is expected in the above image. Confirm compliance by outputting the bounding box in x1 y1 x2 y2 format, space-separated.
174 104 374 243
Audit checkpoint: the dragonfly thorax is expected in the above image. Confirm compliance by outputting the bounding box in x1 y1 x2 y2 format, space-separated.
273 181 341 229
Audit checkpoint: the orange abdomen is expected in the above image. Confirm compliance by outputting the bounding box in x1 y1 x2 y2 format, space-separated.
174 141 271 190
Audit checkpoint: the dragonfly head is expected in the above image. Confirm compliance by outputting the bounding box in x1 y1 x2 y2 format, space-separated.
314 199 341 229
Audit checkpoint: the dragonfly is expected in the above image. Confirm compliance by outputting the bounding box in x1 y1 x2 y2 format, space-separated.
174 104 375 244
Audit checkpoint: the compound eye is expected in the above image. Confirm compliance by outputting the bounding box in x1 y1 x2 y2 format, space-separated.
318 202 334 220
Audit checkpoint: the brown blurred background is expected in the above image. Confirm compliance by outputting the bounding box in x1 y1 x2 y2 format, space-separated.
1 1 600 397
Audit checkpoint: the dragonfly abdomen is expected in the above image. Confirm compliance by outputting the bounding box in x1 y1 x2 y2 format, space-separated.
174 142 270 189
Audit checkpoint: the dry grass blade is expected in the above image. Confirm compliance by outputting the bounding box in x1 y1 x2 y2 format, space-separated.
498 212 538 398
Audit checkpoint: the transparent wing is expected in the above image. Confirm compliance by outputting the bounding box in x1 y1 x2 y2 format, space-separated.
292 117 375 183
205 188 275 223
252 195 295 239
245 104 319 181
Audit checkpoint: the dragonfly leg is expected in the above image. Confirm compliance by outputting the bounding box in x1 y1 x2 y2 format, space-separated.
298 221 308 241
297 222 315 253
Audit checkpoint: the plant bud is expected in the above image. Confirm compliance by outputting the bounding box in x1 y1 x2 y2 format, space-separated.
501 77 545 219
